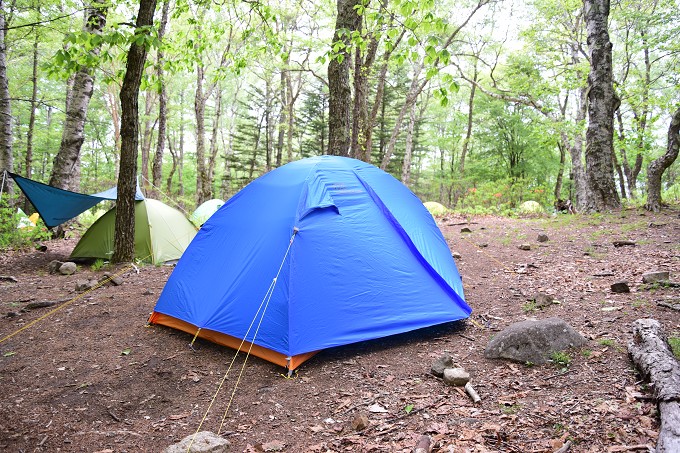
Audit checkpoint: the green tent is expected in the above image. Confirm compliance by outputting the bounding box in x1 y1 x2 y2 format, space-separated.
70 199 197 264
190 198 224 227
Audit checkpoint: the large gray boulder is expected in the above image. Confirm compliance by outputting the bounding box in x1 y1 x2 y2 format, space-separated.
484 318 586 364
164 431 230 453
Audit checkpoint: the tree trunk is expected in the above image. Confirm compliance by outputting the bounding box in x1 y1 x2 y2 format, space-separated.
583 0 620 212
628 319 680 452
25 22 39 184
401 101 416 185
0 1 14 192
351 31 379 161
460 65 478 175
194 62 209 205
327 0 362 156
206 89 223 197
151 0 170 198
49 0 108 191
380 62 423 170
554 141 566 201
111 0 157 264
140 90 157 189
645 107 680 212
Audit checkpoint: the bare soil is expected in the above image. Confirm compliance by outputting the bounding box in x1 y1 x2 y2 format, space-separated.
1 208 679 453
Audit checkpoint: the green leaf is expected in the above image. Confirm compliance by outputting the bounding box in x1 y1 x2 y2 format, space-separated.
3 351 16 357
404 404 414 414
121 348 131 356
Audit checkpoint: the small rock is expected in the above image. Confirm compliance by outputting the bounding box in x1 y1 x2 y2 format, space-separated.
452 252 462 259
75 279 97 292
143 289 154 296
533 293 554 308
351 413 369 431
100 273 123 286
48 260 64 274
5 312 17 318
59 262 77 275
518 244 531 251
431 353 456 378
484 318 586 364
642 271 670 284
537 233 549 243
460 227 472 233
610 281 630 293
613 240 636 247
478 243 488 248
164 431 230 453
443 367 470 386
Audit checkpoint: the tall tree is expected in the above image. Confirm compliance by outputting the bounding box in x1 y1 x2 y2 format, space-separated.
645 107 680 212
151 0 170 198
327 0 362 156
112 0 158 263
583 0 620 211
0 0 13 190
49 0 108 191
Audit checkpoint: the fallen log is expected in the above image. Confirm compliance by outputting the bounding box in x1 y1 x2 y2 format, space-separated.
628 319 680 452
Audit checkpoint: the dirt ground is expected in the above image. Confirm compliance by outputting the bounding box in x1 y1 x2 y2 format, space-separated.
1 208 679 452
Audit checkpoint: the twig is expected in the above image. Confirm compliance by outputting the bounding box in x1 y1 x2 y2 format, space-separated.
0 275 18 282
457 333 476 342
544 368 573 380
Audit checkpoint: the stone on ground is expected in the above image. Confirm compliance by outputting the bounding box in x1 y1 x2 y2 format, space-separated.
611 281 630 293
59 262 77 275
431 353 456 378
484 318 586 364
443 368 470 386
537 233 549 243
164 431 230 453
642 271 670 284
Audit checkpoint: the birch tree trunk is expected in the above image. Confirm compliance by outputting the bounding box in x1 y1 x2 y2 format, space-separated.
49 0 108 191
645 107 680 212
327 0 362 156
0 1 14 189
112 0 157 264
583 0 620 211
151 0 170 198
401 101 417 185
194 62 209 204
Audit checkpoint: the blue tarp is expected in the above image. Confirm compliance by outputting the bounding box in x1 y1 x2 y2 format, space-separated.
8 172 144 228
152 156 470 367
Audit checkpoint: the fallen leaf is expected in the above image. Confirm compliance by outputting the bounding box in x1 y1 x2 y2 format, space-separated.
367 403 388 413
168 412 191 420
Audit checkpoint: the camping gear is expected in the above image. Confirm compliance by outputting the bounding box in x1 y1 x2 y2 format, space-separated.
70 199 197 264
424 201 448 216
150 156 470 370
7 171 144 228
16 208 36 229
190 198 224 226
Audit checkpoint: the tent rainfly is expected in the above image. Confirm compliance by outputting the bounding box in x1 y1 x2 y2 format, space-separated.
150 156 470 370
70 199 197 264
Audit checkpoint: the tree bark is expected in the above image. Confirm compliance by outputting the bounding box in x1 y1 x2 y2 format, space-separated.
645 107 680 212
49 0 108 191
401 101 416 185
25 18 39 184
327 0 362 156
111 0 157 264
628 319 680 452
0 1 14 191
151 0 170 198
583 0 620 211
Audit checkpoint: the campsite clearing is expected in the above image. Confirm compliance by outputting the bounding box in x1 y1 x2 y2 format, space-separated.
1 209 678 452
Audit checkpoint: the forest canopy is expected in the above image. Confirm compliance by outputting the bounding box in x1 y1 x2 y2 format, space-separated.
0 0 678 217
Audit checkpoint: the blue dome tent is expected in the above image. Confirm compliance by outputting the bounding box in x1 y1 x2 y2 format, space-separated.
150 156 470 370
